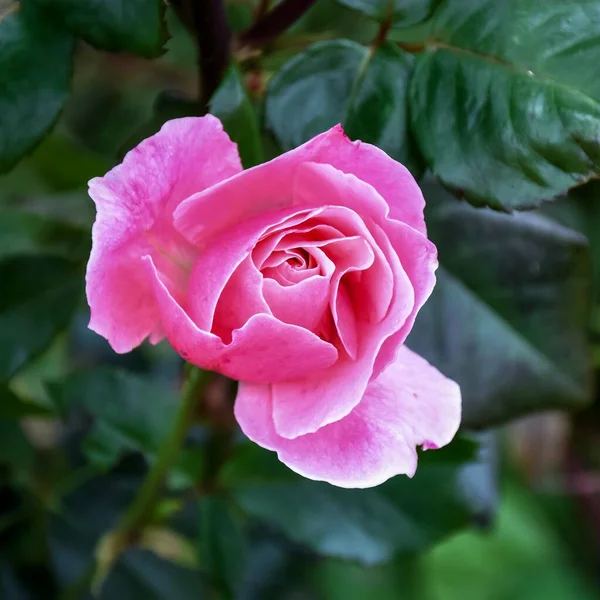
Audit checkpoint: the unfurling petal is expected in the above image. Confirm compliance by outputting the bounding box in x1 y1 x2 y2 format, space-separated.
235 346 461 488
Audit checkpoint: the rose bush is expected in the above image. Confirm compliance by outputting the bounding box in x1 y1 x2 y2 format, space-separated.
86 116 461 488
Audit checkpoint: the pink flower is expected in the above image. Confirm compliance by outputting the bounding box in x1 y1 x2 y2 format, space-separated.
86 116 461 488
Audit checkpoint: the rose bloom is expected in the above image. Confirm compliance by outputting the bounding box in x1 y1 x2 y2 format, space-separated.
86 116 461 488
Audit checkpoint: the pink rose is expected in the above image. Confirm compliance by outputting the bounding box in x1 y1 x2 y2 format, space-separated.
86 116 461 488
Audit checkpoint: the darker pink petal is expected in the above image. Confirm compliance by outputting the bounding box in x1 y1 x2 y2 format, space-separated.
372 221 438 378
235 345 461 488
144 257 338 383
86 116 242 352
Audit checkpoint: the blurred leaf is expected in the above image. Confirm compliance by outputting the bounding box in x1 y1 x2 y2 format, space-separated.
421 482 600 600
219 443 299 487
308 555 424 600
0 562 30 600
409 0 600 210
138 527 198 569
33 0 168 58
167 447 206 492
101 549 207 600
0 387 53 419
0 420 35 470
211 65 264 168
221 437 484 564
0 209 89 261
407 180 593 428
0 255 81 380
0 4 74 173
48 368 178 470
50 510 207 599
266 40 422 176
337 0 437 26
198 495 247 596
27 134 110 192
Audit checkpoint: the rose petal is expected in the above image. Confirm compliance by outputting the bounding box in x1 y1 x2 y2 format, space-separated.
86 116 242 352
174 124 425 246
186 207 316 332
263 275 330 331
293 165 395 324
372 221 438 378
235 345 461 488
212 256 271 343
144 256 338 383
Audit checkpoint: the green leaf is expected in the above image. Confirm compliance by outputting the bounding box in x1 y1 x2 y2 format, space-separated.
409 0 600 210
33 0 168 58
266 40 422 176
101 550 207 599
211 65 265 168
48 368 179 470
221 437 484 564
0 209 89 261
0 255 81 380
50 508 208 599
0 386 53 419
407 180 593 428
0 4 74 173
422 482 600 600
336 0 438 26
198 495 247 596
0 419 35 469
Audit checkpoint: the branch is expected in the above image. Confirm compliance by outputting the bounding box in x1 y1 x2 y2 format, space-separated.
172 0 232 109
238 0 317 49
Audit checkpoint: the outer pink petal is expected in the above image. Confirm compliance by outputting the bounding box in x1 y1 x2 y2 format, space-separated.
173 124 425 245
86 116 242 352
144 257 338 383
235 345 461 488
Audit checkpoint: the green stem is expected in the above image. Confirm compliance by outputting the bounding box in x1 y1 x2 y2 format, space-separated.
118 366 209 535
61 366 210 600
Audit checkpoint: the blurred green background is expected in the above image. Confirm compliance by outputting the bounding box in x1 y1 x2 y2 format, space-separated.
1 1 600 598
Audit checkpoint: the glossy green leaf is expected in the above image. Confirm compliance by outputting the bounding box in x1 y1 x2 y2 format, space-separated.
407 180 593 428
409 0 600 210
0 4 74 173
198 495 247 596
0 209 89 261
0 256 81 380
336 0 437 26
33 0 168 58
48 368 179 470
211 65 264 168
266 40 422 176
222 437 484 564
